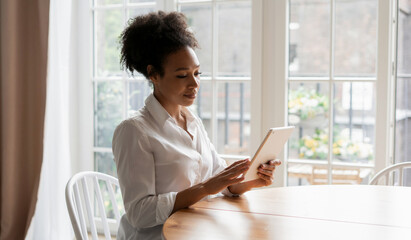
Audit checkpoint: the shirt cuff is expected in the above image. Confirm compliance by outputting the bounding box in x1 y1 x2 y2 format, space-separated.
222 187 240 197
156 192 178 224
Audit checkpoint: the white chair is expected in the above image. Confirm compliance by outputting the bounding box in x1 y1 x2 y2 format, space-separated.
369 162 411 186
65 171 125 240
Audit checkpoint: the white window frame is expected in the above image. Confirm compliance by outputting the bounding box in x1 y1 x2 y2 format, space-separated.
256 0 397 186
74 0 397 188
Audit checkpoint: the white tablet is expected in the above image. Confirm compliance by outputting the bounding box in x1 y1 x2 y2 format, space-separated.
243 126 295 182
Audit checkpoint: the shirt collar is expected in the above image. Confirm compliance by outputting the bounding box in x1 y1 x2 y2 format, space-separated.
145 94 171 127
182 107 196 133
145 94 197 128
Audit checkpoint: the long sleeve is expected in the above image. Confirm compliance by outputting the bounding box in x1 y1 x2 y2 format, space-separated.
112 120 177 229
198 119 239 197
209 141 227 176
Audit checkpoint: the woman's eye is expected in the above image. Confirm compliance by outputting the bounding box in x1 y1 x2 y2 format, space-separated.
195 72 202 76
176 75 187 78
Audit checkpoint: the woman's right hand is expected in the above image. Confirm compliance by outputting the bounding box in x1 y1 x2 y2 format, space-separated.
202 159 250 195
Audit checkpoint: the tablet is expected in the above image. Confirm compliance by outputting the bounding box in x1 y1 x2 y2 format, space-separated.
243 126 295 182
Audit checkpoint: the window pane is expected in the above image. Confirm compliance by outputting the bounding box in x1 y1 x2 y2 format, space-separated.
311 166 372 184
395 0 411 176
288 82 329 160
330 167 372 185
128 7 155 20
216 82 251 155
334 0 377 77
128 80 152 117
333 82 375 163
288 163 373 185
289 0 330 77
93 152 125 219
395 77 411 164
181 4 212 77
95 10 124 77
397 1 411 75
94 0 122 6
95 81 124 148
194 81 212 139
217 2 251 77
287 163 312 186
95 152 117 177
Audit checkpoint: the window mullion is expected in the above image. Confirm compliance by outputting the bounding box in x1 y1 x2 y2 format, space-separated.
93 80 98 150
265 0 288 187
211 0 218 145
250 0 263 159
375 0 395 173
327 0 336 184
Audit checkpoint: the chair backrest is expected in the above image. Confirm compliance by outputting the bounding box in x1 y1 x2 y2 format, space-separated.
65 171 125 240
369 162 411 186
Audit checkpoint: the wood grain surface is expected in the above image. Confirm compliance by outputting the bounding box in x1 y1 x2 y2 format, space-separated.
163 185 411 240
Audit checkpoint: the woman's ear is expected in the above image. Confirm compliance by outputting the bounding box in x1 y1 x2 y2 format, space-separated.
147 65 158 84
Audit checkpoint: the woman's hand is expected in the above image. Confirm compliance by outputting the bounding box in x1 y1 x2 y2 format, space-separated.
251 159 282 187
172 159 250 214
202 159 250 195
227 159 281 195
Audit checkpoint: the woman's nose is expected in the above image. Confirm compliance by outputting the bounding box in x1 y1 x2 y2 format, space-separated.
188 74 199 88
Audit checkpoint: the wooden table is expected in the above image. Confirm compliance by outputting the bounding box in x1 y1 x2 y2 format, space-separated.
163 185 411 240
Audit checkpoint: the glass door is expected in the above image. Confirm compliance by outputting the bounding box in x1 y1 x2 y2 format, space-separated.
287 0 378 185
395 0 411 185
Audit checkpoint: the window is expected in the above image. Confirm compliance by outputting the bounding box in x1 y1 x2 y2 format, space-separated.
89 0 157 226
89 0 252 177
286 0 391 186
91 0 156 176
79 0 397 188
177 0 252 158
395 0 411 184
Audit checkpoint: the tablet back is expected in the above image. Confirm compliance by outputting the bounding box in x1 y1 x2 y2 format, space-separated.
243 126 295 182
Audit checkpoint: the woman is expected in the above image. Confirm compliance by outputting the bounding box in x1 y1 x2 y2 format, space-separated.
113 11 281 240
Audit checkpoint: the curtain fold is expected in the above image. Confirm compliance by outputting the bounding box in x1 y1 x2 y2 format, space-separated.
29 0 74 238
0 0 50 239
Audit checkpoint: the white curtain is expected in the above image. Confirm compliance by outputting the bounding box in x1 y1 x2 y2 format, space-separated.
27 0 74 239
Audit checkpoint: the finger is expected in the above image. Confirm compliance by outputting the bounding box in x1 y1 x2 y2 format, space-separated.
219 162 249 178
227 159 250 170
221 163 246 176
225 164 249 179
226 160 249 173
269 159 282 166
228 175 245 185
260 163 275 171
258 172 273 184
231 160 251 171
258 168 273 177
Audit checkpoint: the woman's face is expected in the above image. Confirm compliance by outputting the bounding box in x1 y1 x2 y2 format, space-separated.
150 46 201 110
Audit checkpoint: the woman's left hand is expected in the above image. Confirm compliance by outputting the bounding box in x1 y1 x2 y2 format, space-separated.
227 159 282 195
250 159 282 187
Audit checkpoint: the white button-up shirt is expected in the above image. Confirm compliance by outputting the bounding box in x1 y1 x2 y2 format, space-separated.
112 94 232 240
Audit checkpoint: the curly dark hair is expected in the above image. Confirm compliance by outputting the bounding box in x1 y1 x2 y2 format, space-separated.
120 11 199 79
